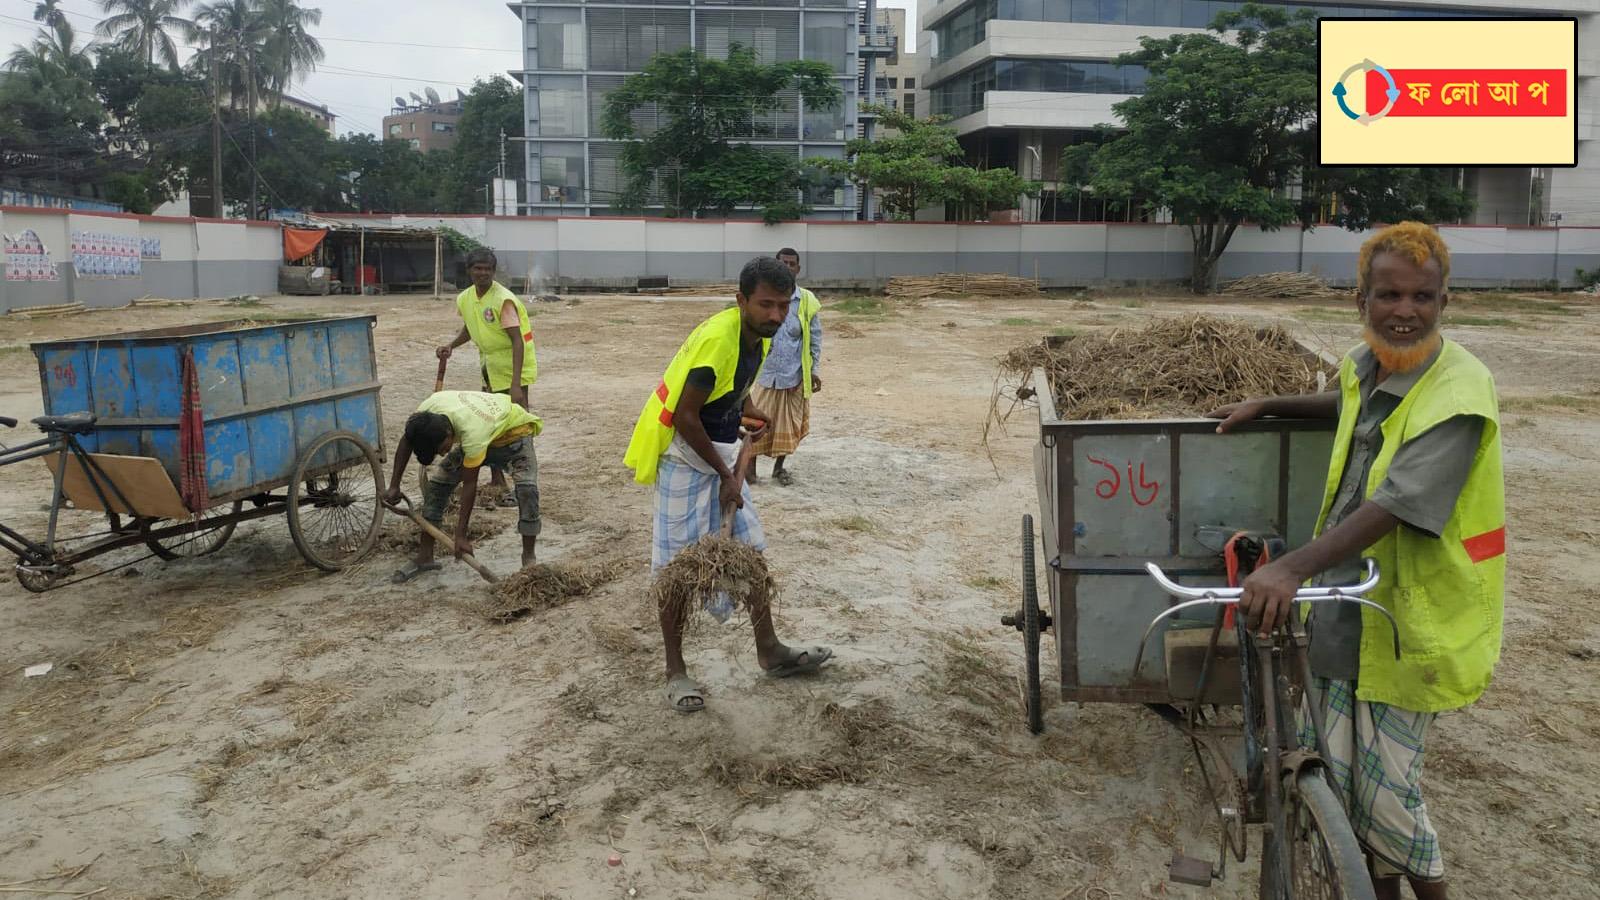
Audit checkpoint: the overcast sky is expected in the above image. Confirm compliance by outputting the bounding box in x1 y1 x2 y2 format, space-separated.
0 0 919 138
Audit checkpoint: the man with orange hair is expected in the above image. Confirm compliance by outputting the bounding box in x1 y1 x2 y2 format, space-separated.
1211 222 1504 899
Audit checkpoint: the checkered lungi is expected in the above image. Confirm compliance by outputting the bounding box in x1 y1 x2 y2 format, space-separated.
651 448 766 574
1300 677 1444 881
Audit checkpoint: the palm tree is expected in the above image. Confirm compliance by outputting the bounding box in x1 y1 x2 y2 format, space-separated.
255 0 322 104
5 21 102 133
188 0 269 110
32 0 66 28
98 0 194 70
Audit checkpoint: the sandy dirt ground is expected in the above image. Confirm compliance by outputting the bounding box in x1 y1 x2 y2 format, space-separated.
0 286 1597 900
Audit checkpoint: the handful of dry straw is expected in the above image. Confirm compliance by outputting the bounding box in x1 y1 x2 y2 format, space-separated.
472 561 624 623
651 536 772 633
1001 314 1335 421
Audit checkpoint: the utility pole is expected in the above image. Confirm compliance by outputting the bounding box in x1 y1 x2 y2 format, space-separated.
209 28 223 219
496 128 507 215
247 46 259 220
860 0 879 221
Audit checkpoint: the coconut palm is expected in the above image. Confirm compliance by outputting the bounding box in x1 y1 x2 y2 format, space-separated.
32 0 66 28
5 21 102 134
188 0 268 109
98 0 194 70
255 0 322 103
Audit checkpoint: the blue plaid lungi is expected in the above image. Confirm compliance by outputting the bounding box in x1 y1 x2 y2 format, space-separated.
1300 677 1444 881
652 448 766 621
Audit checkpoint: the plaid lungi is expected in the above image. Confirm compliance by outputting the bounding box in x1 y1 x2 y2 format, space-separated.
1300 677 1444 881
651 450 766 574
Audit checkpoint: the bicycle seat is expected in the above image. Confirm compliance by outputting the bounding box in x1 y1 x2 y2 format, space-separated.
32 412 97 435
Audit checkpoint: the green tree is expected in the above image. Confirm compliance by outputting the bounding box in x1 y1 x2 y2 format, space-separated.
97 0 193 70
442 76 524 212
341 134 453 212
33 0 66 28
188 0 269 110
812 104 1037 221
1078 4 1473 293
600 45 841 222
1 22 106 200
256 0 323 102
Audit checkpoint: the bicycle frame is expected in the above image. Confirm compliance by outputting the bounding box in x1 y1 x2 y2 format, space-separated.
0 426 142 573
1140 559 1399 898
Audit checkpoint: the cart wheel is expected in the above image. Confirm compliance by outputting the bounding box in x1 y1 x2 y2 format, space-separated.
144 501 243 560
1022 514 1044 735
289 431 384 572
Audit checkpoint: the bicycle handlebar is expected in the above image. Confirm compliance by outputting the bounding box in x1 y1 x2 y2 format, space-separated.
1130 558 1402 678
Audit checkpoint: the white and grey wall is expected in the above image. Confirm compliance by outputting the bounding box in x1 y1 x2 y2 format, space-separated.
0 208 280 313
317 214 1600 290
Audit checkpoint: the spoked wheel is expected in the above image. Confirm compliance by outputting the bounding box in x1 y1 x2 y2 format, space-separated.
144 501 243 560
1284 770 1377 900
288 431 384 572
1021 513 1044 734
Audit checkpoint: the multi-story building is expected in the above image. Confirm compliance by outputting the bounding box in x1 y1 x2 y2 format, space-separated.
275 95 337 134
919 0 1591 224
509 0 866 218
861 6 924 123
382 93 466 153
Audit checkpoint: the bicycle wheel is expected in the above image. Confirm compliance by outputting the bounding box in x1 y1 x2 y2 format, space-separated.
144 501 243 560
288 431 384 572
1021 514 1043 735
1284 769 1377 900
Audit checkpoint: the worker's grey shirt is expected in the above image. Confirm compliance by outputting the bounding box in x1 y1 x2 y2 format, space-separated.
1308 343 1485 681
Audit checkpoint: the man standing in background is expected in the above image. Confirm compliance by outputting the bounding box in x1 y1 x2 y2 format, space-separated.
748 248 822 486
436 248 537 505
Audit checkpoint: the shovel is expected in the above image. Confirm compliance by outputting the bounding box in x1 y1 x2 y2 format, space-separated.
434 355 448 393
384 492 499 584
718 418 766 537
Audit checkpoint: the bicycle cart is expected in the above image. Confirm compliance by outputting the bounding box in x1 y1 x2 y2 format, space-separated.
2 315 386 592
1001 364 1398 899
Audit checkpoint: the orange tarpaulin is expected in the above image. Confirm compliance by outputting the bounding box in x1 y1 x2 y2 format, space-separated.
283 228 327 262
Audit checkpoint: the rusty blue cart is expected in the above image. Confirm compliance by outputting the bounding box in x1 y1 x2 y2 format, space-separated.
1 315 386 591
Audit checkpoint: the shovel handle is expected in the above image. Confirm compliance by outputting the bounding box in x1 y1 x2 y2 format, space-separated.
385 493 498 584
718 433 757 538
434 356 448 393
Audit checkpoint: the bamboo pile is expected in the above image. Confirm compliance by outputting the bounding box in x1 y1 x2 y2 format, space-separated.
1220 272 1343 300
886 274 1041 299
6 302 85 319
640 283 737 296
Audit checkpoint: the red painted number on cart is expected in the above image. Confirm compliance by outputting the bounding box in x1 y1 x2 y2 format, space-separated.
1087 455 1162 507
52 364 76 388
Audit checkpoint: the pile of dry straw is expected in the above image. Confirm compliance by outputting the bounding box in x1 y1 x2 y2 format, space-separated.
1002 314 1334 421
886 274 1041 300
651 535 772 632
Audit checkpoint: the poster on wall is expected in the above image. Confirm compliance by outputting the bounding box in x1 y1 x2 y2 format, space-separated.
140 237 162 260
3 229 61 282
71 230 141 279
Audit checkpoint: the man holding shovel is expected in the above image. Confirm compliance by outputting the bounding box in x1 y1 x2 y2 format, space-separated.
385 390 542 583
436 248 536 505
625 257 834 712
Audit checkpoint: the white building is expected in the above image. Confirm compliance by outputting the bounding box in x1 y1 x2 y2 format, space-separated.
918 0 1594 224
508 0 871 219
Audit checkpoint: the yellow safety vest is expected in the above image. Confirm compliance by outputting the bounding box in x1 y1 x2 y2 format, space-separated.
796 287 822 400
623 307 769 485
457 281 536 392
418 390 542 469
1315 339 1505 713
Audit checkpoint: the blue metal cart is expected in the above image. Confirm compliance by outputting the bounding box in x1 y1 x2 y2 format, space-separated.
1 315 386 591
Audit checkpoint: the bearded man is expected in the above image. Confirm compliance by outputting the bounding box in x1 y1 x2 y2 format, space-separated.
1210 222 1505 900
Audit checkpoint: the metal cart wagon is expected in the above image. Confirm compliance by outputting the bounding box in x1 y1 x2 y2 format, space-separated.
1002 357 1398 898
2 315 386 591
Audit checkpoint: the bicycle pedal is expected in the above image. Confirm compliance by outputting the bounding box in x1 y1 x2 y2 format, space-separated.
1168 851 1215 887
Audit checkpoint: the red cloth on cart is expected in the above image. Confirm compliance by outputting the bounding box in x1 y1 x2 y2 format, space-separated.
179 348 209 512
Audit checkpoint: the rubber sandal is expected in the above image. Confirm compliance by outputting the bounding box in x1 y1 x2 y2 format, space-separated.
391 561 442 584
666 674 705 713
764 645 833 678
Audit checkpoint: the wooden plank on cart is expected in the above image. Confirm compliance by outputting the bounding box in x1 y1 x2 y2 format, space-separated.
43 453 190 519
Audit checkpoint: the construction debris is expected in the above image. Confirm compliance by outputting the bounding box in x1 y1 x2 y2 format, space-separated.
1000 314 1334 421
886 274 1041 300
1219 272 1344 300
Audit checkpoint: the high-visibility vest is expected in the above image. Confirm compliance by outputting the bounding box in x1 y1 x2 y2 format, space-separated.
624 307 769 485
418 390 542 469
457 281 536 392
1316 339 1505 713
796 288 822 399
